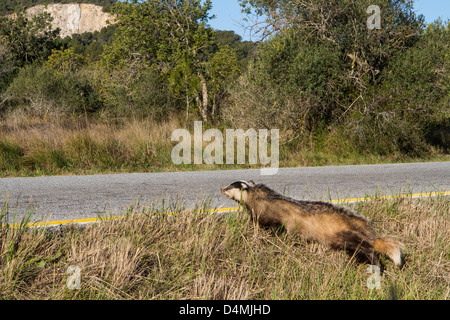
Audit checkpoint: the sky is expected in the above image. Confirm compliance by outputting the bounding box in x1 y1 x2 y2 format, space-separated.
207 0 450 41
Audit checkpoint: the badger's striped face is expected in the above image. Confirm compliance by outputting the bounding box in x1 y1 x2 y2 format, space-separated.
220 180 254 203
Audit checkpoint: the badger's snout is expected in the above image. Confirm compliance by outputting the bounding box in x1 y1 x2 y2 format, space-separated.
221 181 250 202
221 186 232 199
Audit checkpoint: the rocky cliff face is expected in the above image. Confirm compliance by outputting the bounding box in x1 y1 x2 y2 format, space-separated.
25 3 115 38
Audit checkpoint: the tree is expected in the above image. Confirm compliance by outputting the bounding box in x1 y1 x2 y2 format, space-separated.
240 0 425 91
46 47 86 76
370 19 449 153
206 45 240 119
214 30 257 70
0 11 59 66
0 10 59 92
101 0 237 121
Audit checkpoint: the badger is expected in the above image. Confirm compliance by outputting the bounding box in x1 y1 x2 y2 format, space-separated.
221 180 403 267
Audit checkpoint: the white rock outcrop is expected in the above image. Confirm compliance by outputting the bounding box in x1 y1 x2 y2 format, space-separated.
25 3 115 38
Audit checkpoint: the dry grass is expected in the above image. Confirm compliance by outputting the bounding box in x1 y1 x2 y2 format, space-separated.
0 194 448 300
0 114 182 176
1 115 448 177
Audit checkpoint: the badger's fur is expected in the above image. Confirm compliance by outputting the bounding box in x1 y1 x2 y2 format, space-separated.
221 180 403 267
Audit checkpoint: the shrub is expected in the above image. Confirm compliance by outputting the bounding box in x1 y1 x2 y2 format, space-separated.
4 63 102 116
221 37 347 144
339 20 449 155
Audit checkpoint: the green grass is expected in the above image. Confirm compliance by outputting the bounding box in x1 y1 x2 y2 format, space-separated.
0 194 448 299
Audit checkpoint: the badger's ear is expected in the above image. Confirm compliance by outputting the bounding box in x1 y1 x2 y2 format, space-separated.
240 182 249 190
247 180 256 187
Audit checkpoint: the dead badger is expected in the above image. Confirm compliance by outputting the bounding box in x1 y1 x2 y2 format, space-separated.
221 180 403 267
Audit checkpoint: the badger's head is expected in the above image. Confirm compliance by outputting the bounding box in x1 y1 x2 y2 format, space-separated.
221 180 256 203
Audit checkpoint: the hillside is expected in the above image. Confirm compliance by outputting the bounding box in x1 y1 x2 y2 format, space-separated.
0 1 116 15
2 1 116 37
27 3 114 37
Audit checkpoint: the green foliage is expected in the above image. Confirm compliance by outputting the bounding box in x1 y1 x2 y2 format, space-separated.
100 0 237 121
0 11 59 65
0 140 24 172
213 30 257 69
238 0 425 93
238 0 427 101
0 11 59 91
365 19 449 154
331 19 450 155
46 48 86 75
384 20 449 111
128 68 180 120
206 45 240 118
97 65 179 120
60 25 117 62
223 0 447 155
5 62 102 115
222 33 350 143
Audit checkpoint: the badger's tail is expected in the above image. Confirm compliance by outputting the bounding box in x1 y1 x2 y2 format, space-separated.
373 237 404 267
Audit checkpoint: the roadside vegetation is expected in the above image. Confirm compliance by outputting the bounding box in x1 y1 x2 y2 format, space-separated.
0 193 448 299
1 115 448 177
0 0 449 177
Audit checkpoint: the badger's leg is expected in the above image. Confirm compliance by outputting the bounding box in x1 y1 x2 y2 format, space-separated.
332 231 380 266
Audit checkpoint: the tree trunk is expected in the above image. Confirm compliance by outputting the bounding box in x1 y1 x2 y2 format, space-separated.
211 94 217 120
198 72 208 122
186 89 189 120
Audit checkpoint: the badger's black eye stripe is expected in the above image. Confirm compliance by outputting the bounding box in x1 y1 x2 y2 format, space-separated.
227 181 248 190
230 181 244 189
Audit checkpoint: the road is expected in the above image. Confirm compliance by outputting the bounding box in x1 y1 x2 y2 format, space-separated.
0 162 449 224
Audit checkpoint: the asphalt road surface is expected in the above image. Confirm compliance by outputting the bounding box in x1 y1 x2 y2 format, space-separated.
1 162 449 224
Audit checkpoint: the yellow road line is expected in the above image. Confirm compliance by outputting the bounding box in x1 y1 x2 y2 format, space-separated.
330 191 450 204
3 191 449 229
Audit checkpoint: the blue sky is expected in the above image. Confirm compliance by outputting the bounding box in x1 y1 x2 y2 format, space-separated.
208 0 450 41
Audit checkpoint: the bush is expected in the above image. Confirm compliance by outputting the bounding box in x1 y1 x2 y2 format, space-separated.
221 36 348 144
339 20 449 155
222 14 448 156
4 63 102 116
125 68 179 120
94 61 179 120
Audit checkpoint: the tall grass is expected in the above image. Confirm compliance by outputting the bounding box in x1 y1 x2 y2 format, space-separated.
1 115 447 177
0 115 180 176
0 195 448 299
